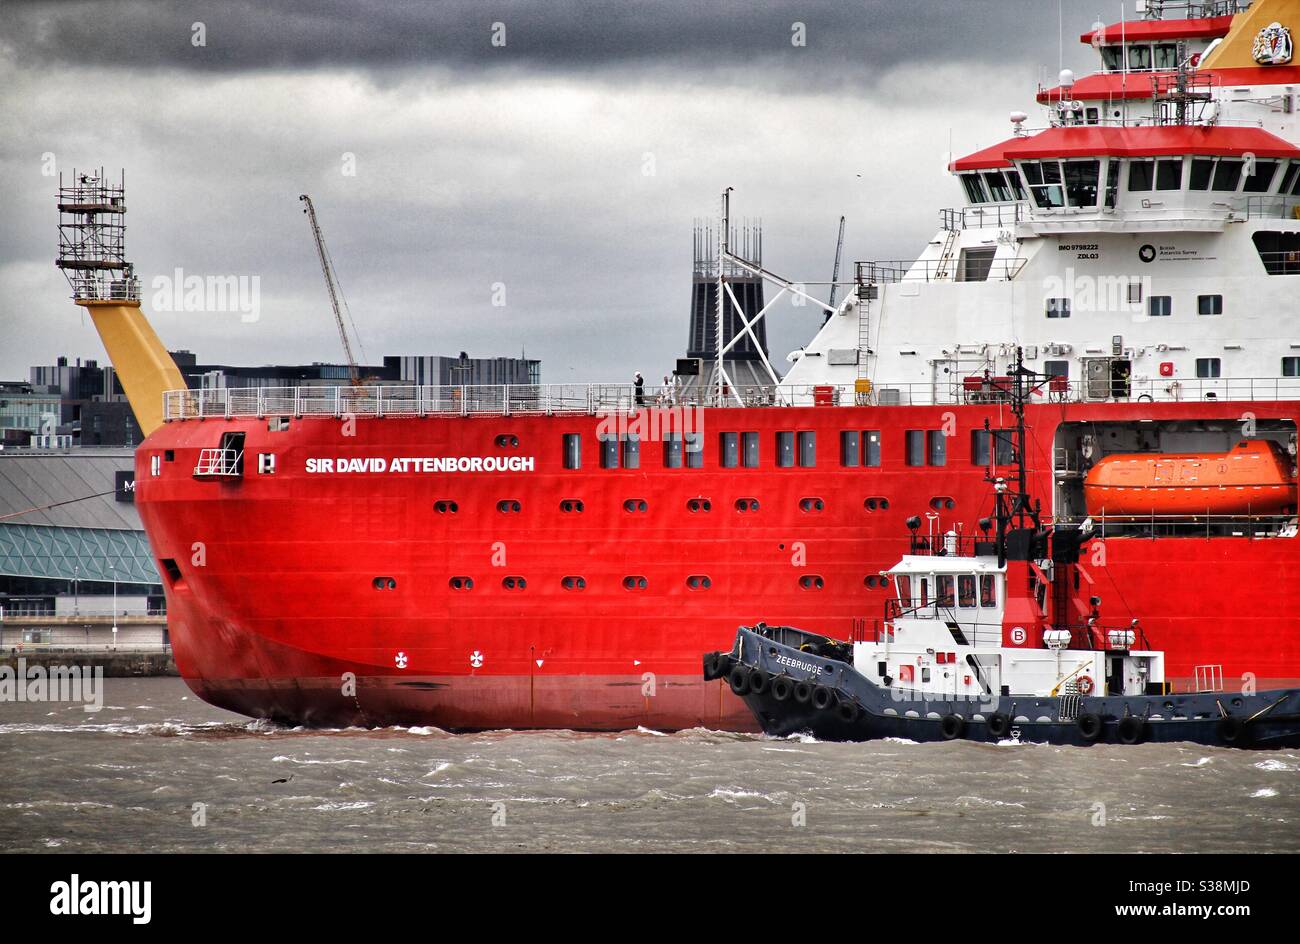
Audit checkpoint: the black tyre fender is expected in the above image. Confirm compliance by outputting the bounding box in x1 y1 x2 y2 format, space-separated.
1076 712 1104 742
811 686 837 711
702 652 729 681
770 677 793 702
836 699 860 724
747 669 768 696
728 666 751 696
940 714 966 740
986 712 1011 739
792 680 813 704
1217 716 1251 746
1117 716 1146 745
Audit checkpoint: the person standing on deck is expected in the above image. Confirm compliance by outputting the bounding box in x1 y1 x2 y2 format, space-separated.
634 371 645 407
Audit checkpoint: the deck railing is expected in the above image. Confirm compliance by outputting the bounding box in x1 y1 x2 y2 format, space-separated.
162 375 1300 420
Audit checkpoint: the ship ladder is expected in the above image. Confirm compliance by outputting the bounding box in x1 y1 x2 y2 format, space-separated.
933 226 959 281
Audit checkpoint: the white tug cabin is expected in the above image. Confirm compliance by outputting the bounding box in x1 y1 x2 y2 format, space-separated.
854 547 1166 702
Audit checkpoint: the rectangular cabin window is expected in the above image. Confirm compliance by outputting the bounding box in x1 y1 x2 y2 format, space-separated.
562 433 582 469
958 575 976 608
1253 231 1300 275
971 429 991 467
1148 296 1172 317
958 247 997 282
979 574 997 608
1045 298 1071 319
1290 163 1300 196
1278 162 1300 196
840 430 860 467
1128 159 1154 192
919 577 930 609
1198 294 1223 316
1026 161 1064 209
776 431 795 468
1196 358 1222 378
600 435 619 469
1128 44 1152 70
905 430 926 467
663 433 683 469
1154 43 1179 70
936 575 955 607
1190 157 1215 191
798 431 817 468
994 430 1015 466
742 432 760 467
1044 360 1069 380
257 453 276 475
150 454 161 477
1244 160 1280 194
1064 160 1100 208
684 432 703 469
622 434 641 469
927 430 947 467
1104 160 1120 208
895 575 912 609
1283 357 1300 377
1101 45 1124 71
1212 159 1244 192
864 430 882 467
1156 158 1183 191
719 432 739 468
1007 170 1027 201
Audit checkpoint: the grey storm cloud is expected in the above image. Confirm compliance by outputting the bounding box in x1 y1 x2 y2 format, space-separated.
1 0 1093 383
1 0 1063 82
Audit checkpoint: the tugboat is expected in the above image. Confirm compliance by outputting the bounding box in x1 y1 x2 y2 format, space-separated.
705 353 1300 749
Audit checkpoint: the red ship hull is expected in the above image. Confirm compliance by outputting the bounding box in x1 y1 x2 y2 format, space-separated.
135 399 1300 730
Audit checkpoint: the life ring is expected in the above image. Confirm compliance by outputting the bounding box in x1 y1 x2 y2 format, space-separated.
747 669 768 696
728 666 751 696
1076 675 1095 696
1076 712 1104 741
770 677 793 702
940 714 966 740
986 712 1011 739
811 686 837 711
1117 716 1146 745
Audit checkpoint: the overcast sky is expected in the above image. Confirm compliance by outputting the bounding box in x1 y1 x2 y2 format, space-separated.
0 0 1098 383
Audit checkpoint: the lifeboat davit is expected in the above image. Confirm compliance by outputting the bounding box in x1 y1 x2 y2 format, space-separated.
1084 440 1297 517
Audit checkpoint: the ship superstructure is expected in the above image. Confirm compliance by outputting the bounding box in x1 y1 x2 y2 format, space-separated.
62 0 1300 730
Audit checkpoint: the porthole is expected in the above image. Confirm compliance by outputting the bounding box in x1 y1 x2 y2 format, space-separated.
497 499 522 513
502 576 527 590
435 500 459 514
686 575 712 590
560 499 585 513
929 496 956 511
687 498 712 513
864 497 889 512
799 575 825 590
449 576 474 591
735 498 760 512
372 576 397 590
799 497 825 512
562 576 587 591
623 499 649 513
865 575 886 589
494 434 520 448
623 576 649 590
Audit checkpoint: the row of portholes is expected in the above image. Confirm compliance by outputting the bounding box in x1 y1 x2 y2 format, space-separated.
494 434 520 448
446 574 888 592
438 496 943 516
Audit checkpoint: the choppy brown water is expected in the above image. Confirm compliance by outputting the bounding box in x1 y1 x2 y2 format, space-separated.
1 678 1296 853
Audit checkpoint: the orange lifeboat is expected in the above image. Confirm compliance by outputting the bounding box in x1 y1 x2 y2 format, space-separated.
1084 440 1297 517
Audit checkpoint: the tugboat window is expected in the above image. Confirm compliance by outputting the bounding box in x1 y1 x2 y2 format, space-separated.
1197 294 1223 316
1064 160 1100 207
1244 160 1279 194
936 575 955 607
1148 296 1172 317
958 574 976 608
1196 358 1221 378
1190 157 1215 191
980 574 997 607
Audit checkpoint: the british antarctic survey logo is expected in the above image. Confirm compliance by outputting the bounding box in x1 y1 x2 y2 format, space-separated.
1253 22 1293 65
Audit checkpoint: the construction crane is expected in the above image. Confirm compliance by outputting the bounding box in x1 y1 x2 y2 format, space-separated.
299 194 361 385
826 215 847 318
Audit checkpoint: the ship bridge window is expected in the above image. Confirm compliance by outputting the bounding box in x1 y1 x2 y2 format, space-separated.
1156 158 1183 191
1190 157 1215 191
1128 159 1154 192
1104 161 1120 207
895 574 912 607
1022 161 1064 209
1212 159 1245 192
1244 161 1280 194
961 174 988 205
1128 44 1152 70
1280 163 1300 196
980 574 997 607
1064 160 1100 207
1154 43 1179 70
1100 45 1124 71
982 171 1014 203
958 574 976 608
